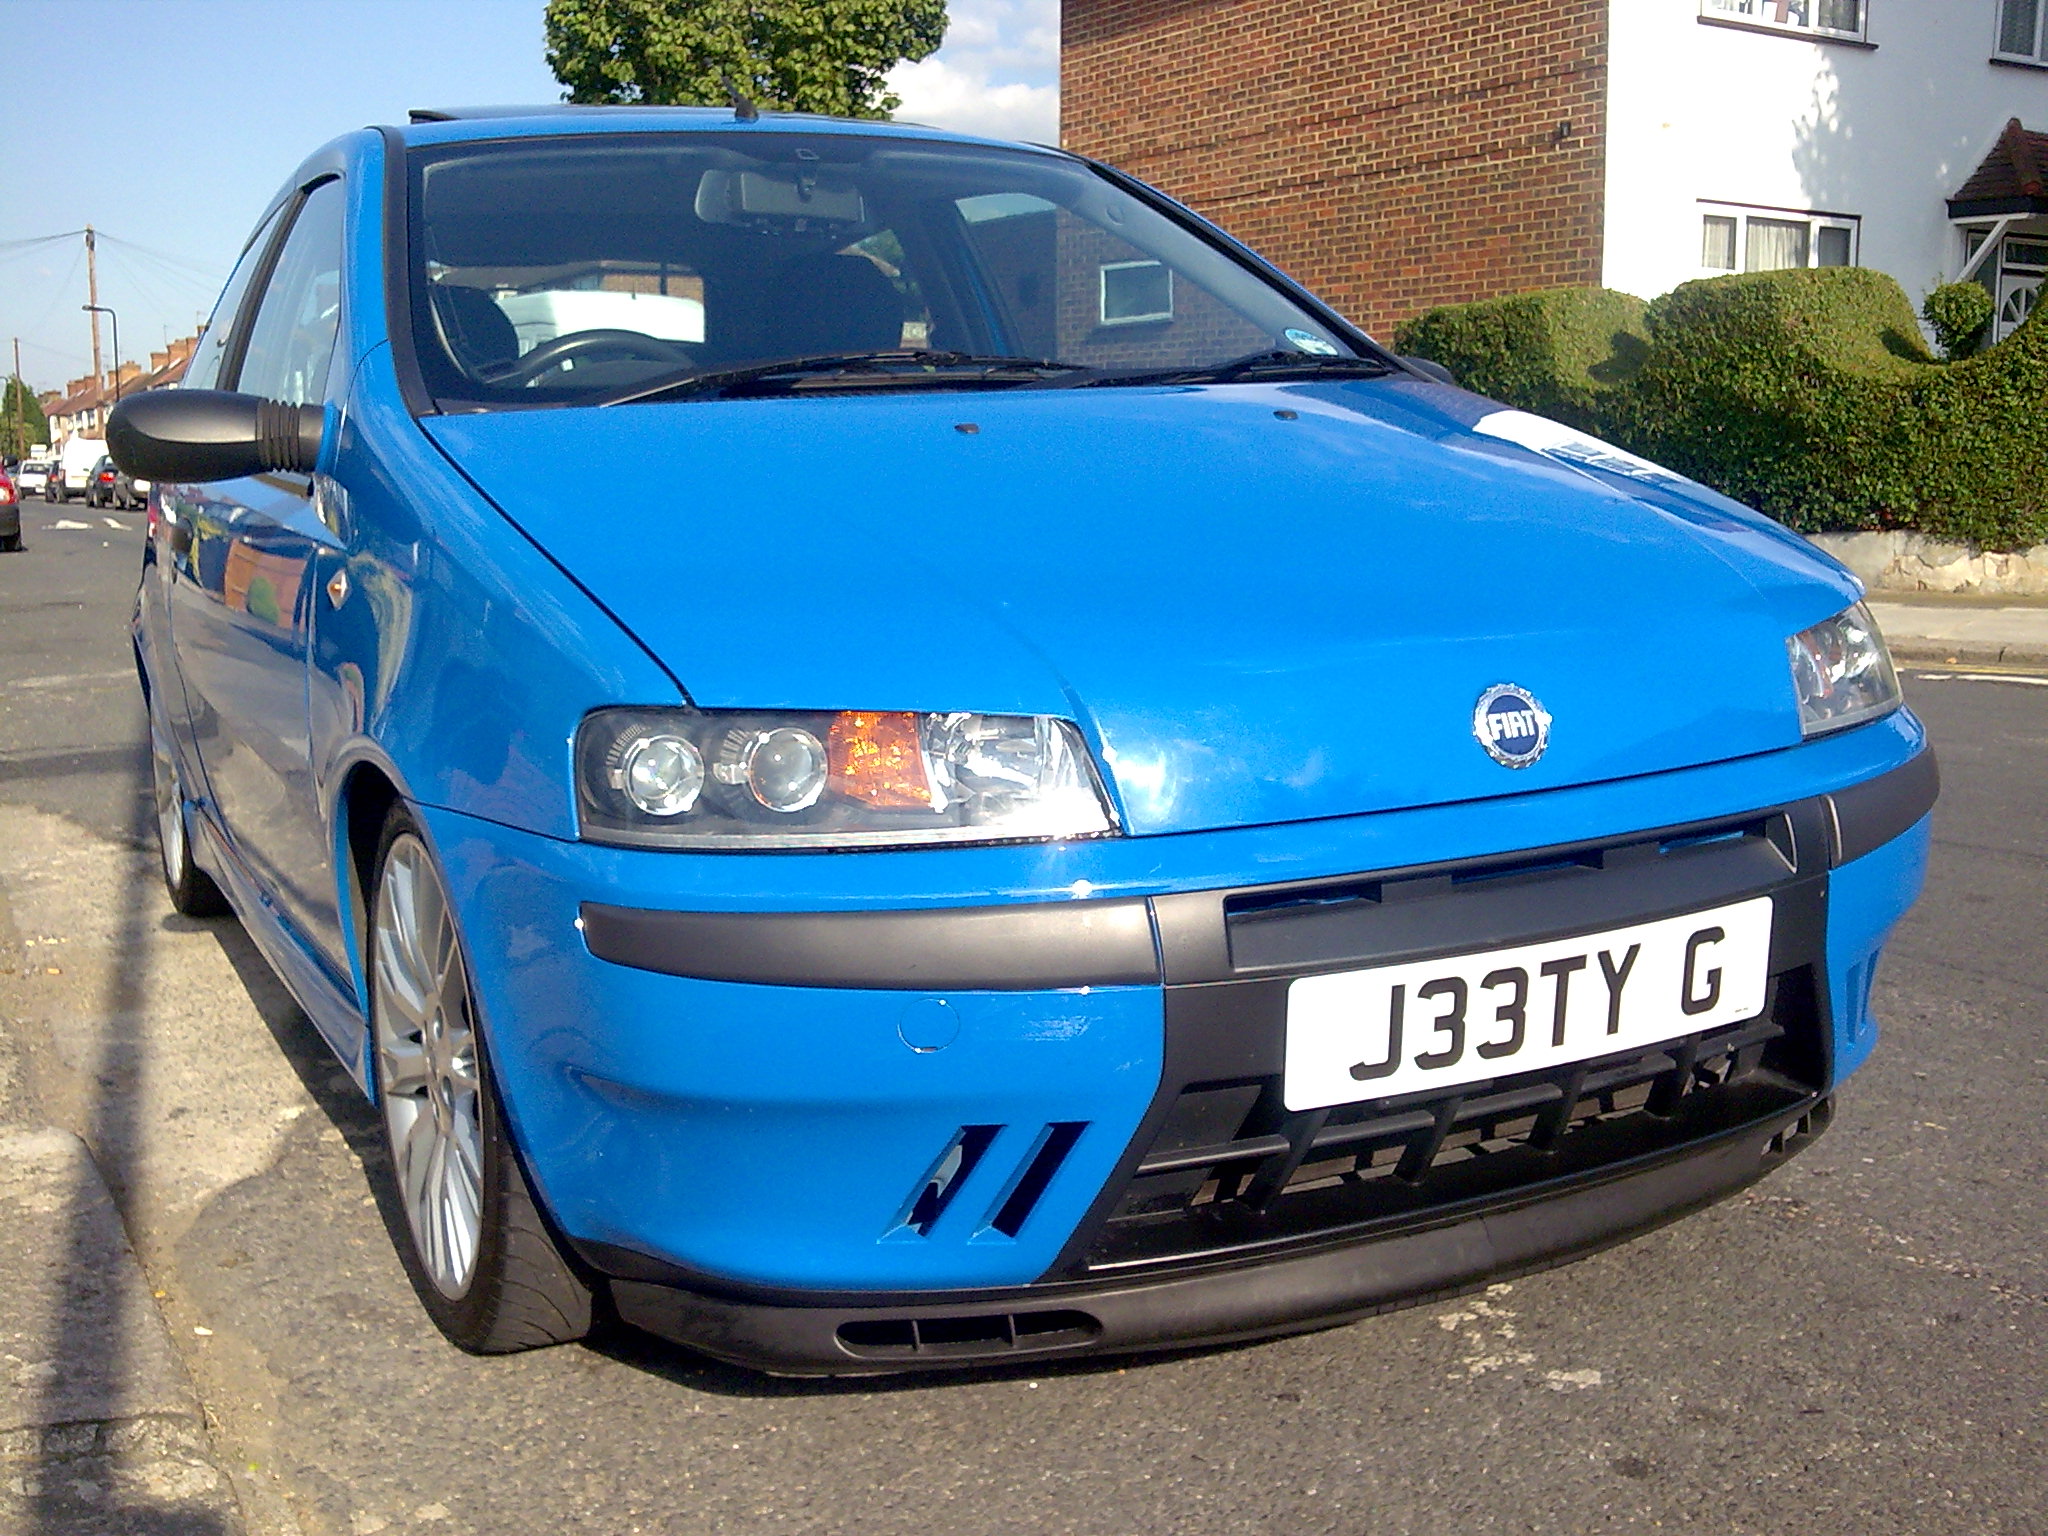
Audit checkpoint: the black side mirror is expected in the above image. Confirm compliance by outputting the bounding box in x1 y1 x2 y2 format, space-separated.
1398 355 1457 387
108 389 324 483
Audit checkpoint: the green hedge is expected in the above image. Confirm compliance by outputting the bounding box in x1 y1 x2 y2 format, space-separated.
1390 287 1649 434
1922 281 1994 360
1393 268 2048 551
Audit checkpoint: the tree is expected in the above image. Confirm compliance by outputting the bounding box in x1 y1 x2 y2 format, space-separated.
544 0 946 119
1 378 48 459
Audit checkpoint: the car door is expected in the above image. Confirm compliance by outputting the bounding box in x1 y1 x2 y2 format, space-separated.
169 175 349 973
148 200 291 825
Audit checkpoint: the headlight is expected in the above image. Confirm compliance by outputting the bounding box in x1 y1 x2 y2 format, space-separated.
576 708 1120 849
1788 602 1901 737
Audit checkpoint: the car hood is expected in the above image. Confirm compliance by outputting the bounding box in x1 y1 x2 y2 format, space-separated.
424 380 1859 837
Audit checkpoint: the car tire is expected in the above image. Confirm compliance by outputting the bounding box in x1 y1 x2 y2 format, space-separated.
369 808 594 1353
0 534 21 553
150 715 231 917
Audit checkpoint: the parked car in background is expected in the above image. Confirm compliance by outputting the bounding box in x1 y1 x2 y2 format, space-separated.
114 465 151 510
86 455 120 508
56 435 107 501
113 107 1935 1377
0 469 20 552
14 459 54 496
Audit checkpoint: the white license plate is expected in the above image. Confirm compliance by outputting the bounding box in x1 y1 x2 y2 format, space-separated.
1283 897 1774 1112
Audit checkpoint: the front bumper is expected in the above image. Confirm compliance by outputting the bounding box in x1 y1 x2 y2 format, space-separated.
610 1094 1831 1374
421 730 1935 1373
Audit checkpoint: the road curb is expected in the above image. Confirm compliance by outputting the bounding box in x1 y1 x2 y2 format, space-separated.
0 1126 243 1531
1889 639 2048 670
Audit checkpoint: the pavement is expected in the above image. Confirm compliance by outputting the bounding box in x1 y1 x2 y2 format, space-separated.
1867 593 2048 669
0 1130 239 1534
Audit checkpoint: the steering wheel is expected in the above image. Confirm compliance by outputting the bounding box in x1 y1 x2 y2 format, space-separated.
482 328 696 387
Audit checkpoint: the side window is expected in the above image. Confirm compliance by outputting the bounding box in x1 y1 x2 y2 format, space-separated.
183 204 287 392
234 178 347 404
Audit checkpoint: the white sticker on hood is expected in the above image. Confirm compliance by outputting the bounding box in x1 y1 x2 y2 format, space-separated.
1470 410 1689 488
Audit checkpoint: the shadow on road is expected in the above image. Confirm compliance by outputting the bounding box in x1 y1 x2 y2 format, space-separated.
26 764 232 1533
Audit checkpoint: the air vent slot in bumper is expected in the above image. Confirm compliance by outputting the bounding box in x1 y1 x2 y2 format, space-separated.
837 1309 1102 1361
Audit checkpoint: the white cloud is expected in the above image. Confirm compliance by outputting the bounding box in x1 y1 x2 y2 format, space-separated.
888 58 1060 144
887 0 1060 145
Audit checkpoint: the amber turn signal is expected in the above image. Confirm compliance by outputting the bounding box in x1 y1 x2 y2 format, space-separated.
827 712 933 808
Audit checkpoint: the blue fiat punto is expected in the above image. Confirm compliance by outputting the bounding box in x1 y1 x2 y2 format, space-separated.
112 106 1934 1374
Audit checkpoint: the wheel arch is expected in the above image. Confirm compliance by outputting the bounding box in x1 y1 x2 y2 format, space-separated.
333 755 405 1086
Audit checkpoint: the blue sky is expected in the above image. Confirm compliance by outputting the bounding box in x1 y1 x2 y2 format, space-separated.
0 0 1058 398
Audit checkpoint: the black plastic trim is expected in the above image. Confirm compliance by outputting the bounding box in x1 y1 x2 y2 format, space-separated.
1047 831 1835 1281
375 125 436 417
603 1098 1825 1375
215 192 306 394
108 391 325 482
1149 801 1818 989
580 897 1160 990
578 757 1933 994
1826 747 1937 865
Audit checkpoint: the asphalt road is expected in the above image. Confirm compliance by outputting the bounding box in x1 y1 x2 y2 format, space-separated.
0 512 2043 1536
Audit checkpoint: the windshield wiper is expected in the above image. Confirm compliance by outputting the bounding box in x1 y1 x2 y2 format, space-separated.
596 350 1093 407
1062 349 1400 389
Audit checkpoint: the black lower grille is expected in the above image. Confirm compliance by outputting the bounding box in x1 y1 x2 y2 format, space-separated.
836 1309 1102 1361
1084 970 1823 1272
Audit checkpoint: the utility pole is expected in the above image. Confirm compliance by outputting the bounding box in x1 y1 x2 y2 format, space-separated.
7 337 17 457
84 225 102 389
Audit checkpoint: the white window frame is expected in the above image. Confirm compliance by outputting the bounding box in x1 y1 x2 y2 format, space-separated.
1098 260 1173 327
1993 0 2047 63
1699 0 1868 42
1698 203 1861 275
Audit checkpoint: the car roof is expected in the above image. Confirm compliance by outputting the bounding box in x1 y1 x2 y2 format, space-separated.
390 104 1063 159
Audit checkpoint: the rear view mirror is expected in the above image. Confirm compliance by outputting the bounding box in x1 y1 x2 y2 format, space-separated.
108 389 325 484
695 168 865 227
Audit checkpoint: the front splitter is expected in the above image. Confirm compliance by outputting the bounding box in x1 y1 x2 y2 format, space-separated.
606 1096 1828 1376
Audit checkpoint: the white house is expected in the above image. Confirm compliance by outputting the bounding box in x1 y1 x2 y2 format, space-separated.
1604 0 2048 340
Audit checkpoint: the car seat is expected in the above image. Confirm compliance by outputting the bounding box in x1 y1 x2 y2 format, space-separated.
431 284 521 377
756 253 906 358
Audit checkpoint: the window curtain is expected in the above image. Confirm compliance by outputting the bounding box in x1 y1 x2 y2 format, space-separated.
1702 217 1738 269
1745 218 1810 271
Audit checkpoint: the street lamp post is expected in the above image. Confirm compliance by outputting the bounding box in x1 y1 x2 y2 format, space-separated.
82 303 121 416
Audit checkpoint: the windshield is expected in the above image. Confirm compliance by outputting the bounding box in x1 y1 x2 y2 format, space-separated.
404 131 1365 410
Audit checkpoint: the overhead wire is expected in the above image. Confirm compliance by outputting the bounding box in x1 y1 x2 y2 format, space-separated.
0 231 84 253
1 228 221 390
16 242 86 363
95 230 224 285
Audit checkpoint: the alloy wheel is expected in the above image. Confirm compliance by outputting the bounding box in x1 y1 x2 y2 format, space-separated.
373 835 484 1300
151 732 186 889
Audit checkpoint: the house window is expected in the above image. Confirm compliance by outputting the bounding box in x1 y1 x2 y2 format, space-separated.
1996 0 2046 62
1099 260 1173 326
1702 215 1738 268
1700 0 1867 40
1700 204 1860 272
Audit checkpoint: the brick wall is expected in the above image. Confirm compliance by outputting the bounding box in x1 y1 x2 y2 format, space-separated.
1060 0 1608 340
